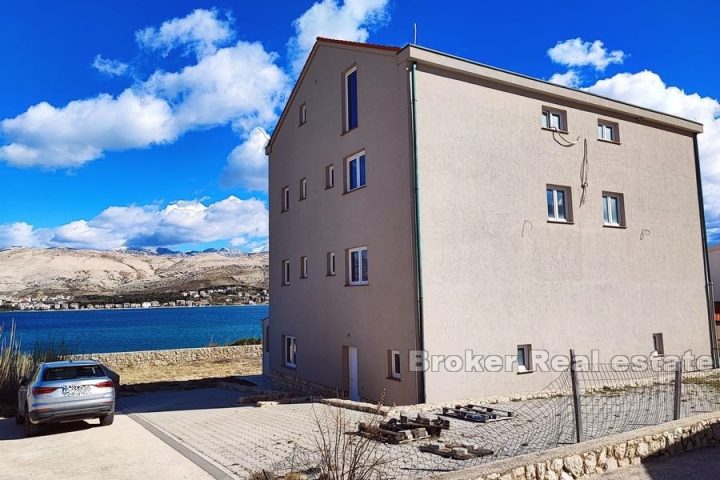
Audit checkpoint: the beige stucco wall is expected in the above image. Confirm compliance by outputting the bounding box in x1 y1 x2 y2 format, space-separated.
414 64 712 402
709 245 720 301
268 44 420 405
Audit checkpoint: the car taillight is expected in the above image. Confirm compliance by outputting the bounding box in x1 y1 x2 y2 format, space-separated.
95 380 114 388
32 386 58 395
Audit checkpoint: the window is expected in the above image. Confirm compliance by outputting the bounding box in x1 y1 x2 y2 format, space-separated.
327 251 336 276
281 186 290 212
597 120 619 142
547 185 572 222
517 344 532 373
281 259 290 286
388 350 401 379
346 152 366 192
602 192 625 227
348 246 368 285
284 335 297 368
541 107 567 132
299 103 307 126
299 178 307 200
326 164 335 189
345 67 358 131
300 256 308 279
653 333 665 356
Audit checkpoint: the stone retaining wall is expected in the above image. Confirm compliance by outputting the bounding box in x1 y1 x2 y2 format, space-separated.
430 411 720 480
65 344 262 369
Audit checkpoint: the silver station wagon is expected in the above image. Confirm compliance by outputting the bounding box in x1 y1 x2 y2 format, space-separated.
16 360 115 437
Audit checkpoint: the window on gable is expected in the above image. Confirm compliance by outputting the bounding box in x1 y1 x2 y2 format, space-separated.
327 251 336 276
541 107 567 132
344 67 358 131
346 152 366 192
347 246 368 285
299 178 307 200
598 120 619 143
388 350 401 379
602 192 625 227
547 185 572 223
300 256 308 279
281 259 290 286
653 333 665 356
299 103 307 126
281 186 290 212
326 164 335 189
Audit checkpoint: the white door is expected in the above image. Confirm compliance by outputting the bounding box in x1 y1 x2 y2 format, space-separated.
348 346 359 401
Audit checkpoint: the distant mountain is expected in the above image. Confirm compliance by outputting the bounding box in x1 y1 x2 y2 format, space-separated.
0 247 268 297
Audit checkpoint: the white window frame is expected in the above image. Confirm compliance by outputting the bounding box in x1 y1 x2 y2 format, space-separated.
326 164 335 189
390 350 401 379
299 178 307 200
597 120 619 143
299 103 307 126
281 186 290 212
547 185 571 223
284 335 297 368
346 151 366 192
300 256 308 279
602 192 625 227
281 259 290 286
517 344 533 373
327 251 336 276
347 246 368 286
344 66 358 132
653 333 665 356
541 107 567 132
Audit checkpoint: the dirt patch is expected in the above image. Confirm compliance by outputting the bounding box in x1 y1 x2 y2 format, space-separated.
116 355 262 386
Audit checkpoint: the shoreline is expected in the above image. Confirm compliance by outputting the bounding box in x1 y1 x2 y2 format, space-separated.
0 303 269 314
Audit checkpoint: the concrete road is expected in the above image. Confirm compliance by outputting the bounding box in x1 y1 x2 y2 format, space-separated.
0 413 214 480
599 446 720 479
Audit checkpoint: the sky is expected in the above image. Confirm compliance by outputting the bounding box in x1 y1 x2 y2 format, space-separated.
0 0 719 252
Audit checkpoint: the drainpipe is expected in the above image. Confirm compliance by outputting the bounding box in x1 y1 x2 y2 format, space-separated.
409 61 427 403
693 133 719 368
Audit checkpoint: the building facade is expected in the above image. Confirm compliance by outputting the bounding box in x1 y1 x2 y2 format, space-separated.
266 38 715 405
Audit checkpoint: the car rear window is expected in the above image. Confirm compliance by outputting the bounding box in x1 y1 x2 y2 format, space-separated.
43 365 106 381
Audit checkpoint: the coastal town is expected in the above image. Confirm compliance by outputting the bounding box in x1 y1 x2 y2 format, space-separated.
0 285 269 312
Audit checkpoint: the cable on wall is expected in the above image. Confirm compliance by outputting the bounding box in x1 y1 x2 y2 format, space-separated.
579 139 589 206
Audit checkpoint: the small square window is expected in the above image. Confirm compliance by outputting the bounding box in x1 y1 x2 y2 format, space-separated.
388 350 401 379
598 120 619 142
547 185 572 223
517 344 532 373
653 333 664 356
347 246 368 285
281 186 290 212
281 259 290 286
300 256 308 279
602 192 625 227
299 103 307 126
541 107 567 132
284 335 297 368
299 178 307 200
326 164 335 189
327 251 336 276
346 152 366 192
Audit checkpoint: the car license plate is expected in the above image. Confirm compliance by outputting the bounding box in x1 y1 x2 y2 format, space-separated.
62 385 90 397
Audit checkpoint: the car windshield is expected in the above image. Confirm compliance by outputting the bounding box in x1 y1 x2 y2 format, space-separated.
43 365 105 381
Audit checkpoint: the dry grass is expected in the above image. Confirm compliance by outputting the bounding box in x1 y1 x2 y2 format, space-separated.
114 356 262 386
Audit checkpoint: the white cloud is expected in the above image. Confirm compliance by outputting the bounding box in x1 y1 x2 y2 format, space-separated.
584 70 720 237
288 0 390 74
548 38 625 71
92 55 129 76
0 196 268 251
220 128 269 191
548 70 581 88
135 8 233 59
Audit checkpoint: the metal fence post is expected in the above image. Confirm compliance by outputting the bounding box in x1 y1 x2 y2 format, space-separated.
673 360 683 420
570 349 583 443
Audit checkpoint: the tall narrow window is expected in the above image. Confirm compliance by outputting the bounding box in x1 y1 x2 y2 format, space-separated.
299 178 307 200
299 103 307 126
602 192 625 227
653 333 665 356
348 246 368 285
281 186 290 212
597 120 619 142
281 259 290 286
345 67 358 131
346 152 366 192
541 107 567 131
388 350 401 379
284 335 297 368
517 344 532 372
327 251 336 276
547 185 572 222
300 256 308 279
326 164 335 189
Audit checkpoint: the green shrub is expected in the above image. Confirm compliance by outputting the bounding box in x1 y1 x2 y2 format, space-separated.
228 337 262 346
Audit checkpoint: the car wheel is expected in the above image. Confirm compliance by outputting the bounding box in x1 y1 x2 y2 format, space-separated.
15 409 24 425
24 407 38 437
99 413 114 426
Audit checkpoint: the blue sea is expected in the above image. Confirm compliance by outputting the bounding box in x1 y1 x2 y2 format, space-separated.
0 305 267 354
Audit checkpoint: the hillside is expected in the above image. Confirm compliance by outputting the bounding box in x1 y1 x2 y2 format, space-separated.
0 247 268 297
